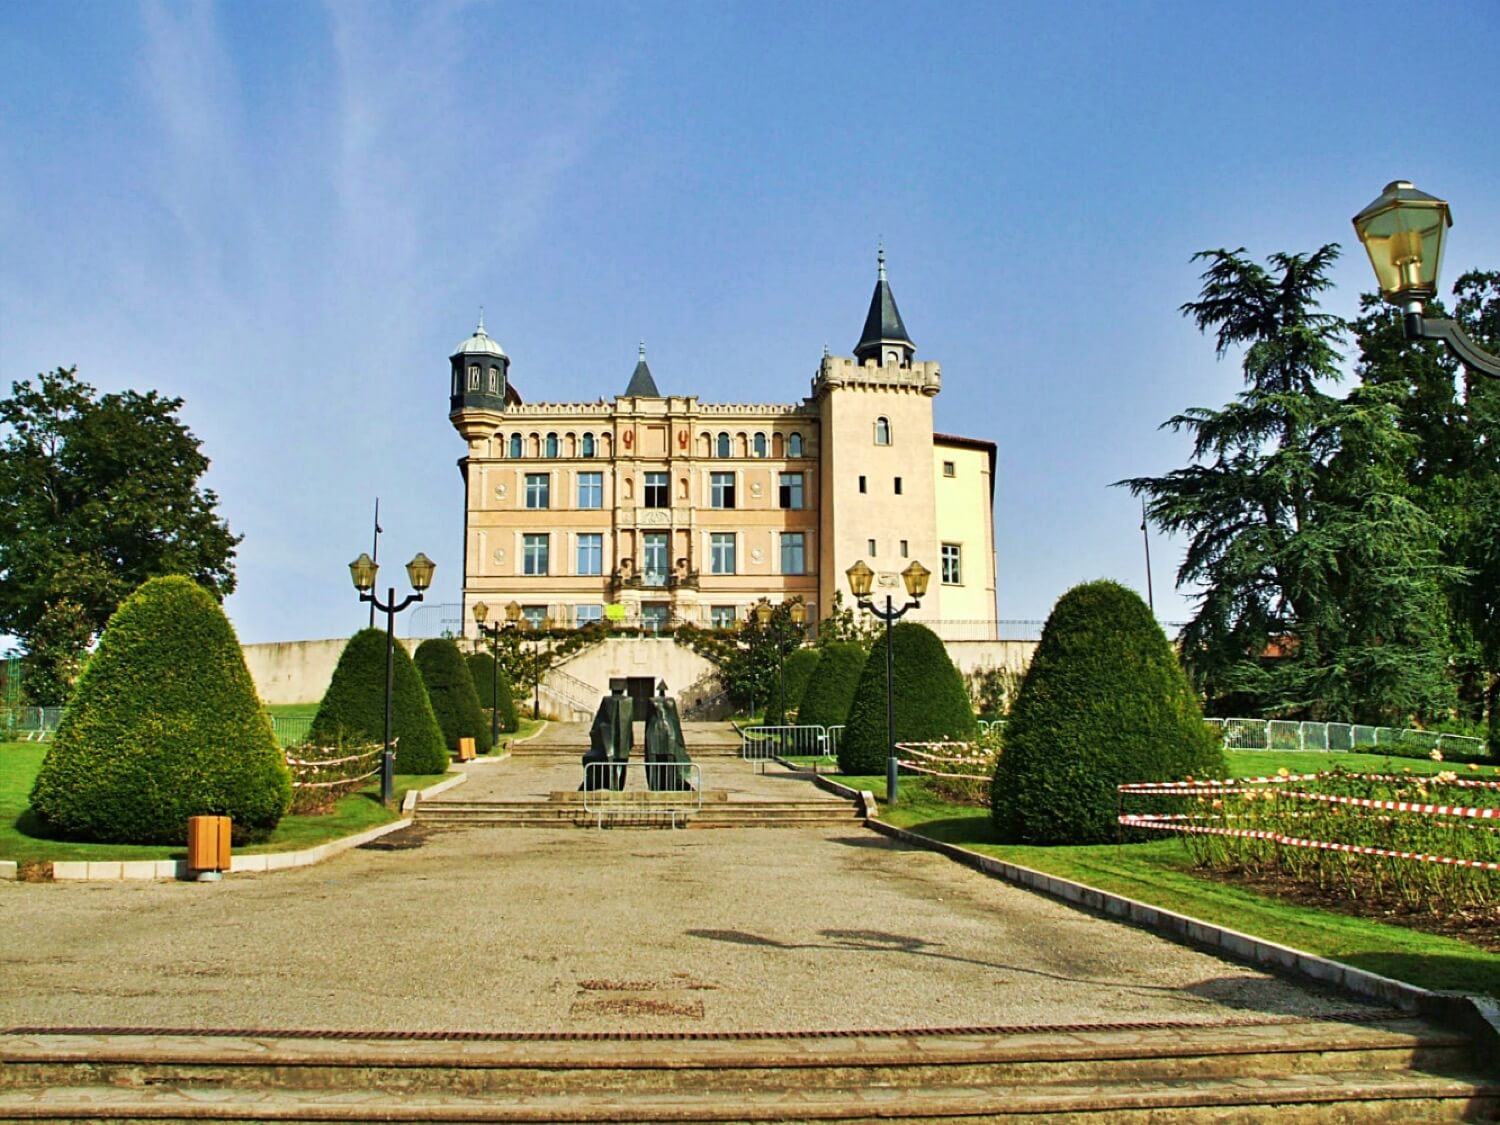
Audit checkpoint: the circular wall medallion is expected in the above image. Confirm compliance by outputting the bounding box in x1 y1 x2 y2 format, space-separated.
750 481 763 497
495 483 507 499
751 548 763 563
493 548 506 564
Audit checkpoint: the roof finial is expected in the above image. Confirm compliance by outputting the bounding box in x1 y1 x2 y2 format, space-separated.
639 339 646 361
877 240 887 281
477 306 486 335
823 342 830 358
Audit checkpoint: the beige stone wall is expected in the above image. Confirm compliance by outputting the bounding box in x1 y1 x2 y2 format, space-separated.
933 440 998 636
242 636 419 705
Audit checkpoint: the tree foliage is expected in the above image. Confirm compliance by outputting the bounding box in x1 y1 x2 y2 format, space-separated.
309 630 448 774
782 648 822 716
466 649 519 734
839 622 976 774
991 581 1224 846
796 641 867 729
0 368 239 704
1122 246 1462 725
415 638 492 754
29 576 291 844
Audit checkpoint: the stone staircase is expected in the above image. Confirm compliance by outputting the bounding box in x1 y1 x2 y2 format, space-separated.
1 1013 1495 1120
415 792 864 830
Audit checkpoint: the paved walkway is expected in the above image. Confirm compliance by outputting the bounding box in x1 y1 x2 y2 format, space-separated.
0 739 1379 1036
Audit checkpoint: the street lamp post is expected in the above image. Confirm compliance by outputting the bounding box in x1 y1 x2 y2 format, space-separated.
846 558 930 804
1353 181 1500 379
530 617 553 720
753 599 807 725
471 601 503 748
349 550 436 805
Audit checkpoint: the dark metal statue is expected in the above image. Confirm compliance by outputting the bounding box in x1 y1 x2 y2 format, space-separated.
644 682 694 791
581 686 632 791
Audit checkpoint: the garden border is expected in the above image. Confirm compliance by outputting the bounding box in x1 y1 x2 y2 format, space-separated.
0 773 468 883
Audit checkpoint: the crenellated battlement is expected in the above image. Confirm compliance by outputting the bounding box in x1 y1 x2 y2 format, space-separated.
812 354 941 397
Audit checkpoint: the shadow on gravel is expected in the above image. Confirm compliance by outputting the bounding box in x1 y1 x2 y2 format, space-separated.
358 826 437 851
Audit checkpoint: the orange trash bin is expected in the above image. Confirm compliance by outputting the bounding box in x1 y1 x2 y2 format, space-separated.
457 737 476 762
187 815 232 873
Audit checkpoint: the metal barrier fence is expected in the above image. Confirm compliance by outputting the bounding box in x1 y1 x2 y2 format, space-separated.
271 715 315 747
5 706 63 741
1206 717 1484 755
581 761 703 828
739 725 838 761
977 719 1005 736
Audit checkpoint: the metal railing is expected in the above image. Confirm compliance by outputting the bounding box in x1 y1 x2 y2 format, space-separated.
581 761 703 828
1207 717 1485 755
5 706 63 741
271 715 315 747
739 724 838 761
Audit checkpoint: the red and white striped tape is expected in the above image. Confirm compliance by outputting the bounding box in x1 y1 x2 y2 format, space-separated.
1285 789 1500 820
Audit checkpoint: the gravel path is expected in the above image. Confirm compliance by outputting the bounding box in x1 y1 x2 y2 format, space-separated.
0 803 1373 1034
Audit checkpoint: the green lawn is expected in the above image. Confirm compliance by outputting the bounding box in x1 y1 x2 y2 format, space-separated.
0 742 448 863
826 765 1500 998
266 702 319 720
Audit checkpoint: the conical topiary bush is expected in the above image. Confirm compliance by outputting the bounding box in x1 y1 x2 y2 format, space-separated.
29 576 292 844
308 628 448 775
467 650 519 734
781 648 821 719
415 638 491 754
839 623 976 775
991 580 1224 845
797 642 867 729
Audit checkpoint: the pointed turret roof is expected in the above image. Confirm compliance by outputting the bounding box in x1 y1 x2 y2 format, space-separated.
854 246 914 362
623 341 660 396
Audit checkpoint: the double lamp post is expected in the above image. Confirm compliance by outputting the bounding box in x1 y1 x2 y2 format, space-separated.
348 549 436 805
846 558 930 804
471 600 524 747
752 598 807 723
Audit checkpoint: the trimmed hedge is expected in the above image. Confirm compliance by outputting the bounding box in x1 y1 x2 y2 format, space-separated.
466 650 519 734
991 580 1224 845
309 629 449 775
797 642 867 729
839 623 977 774
783 648 821 717
29 576 292 844
415 638 492 755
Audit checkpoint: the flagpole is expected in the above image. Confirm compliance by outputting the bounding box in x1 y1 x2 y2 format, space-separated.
1140 499 1155 615
369 498 382 629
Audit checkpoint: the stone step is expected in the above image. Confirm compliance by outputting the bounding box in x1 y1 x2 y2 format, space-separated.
0 1019 1493 1121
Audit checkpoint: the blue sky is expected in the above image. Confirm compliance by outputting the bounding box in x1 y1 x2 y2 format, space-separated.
3 1 1498 644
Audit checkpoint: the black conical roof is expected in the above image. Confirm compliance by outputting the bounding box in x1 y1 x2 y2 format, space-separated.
854 249 913 360
623 343 660 396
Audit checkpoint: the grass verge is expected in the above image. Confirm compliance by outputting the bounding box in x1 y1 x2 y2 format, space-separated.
0 742 448 864
825 768 1500 999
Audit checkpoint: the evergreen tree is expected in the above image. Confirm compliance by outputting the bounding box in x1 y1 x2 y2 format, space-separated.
992 580 1223 845
839 622 976 775
29 576 290 844
796 642 867 729
309 629 448 774
415 638 492 754
466 650 519 734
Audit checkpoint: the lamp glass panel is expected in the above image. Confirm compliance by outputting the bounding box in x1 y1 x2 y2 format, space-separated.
903 560 931 598
349 553 377 591
753 601 772 625
846 560 874 597
506 601 523 622
1353 185 1450 303
406 552 436 591
790 602 807 625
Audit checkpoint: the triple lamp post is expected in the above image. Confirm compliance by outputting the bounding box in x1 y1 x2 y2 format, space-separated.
845 558 930 804
348 550 436 806
752 599 807 723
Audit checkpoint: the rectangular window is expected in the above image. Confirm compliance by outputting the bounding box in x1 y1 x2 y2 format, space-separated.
943 460 956 478
780 532 806 575
642 532 669 586
867 538 877 556
522 534 549 576
524 473 550 509
858 475 867 493
522 605 546 629
576 533 603 576
574 604 603 626
710 605 737 629
710 471 736 509
710 532 736 575
577 471 603 509
642 603 670 631
644 471 669 508
893 476 902 495
900 539 908 558
942 542 962 585
778 472 804 510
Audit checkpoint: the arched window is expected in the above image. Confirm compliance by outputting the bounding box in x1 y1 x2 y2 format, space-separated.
509 434 522 458
488 366 499 393
468 364 480 390
545 432 559 458
874 417 891 445
716 432 731 458
753 432 767 458
582 433 595 458
788 432 803 458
